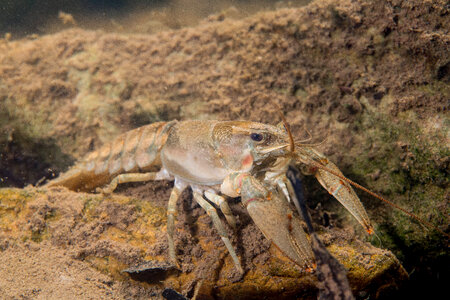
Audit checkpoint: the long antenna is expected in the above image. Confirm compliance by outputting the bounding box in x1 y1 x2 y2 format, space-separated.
302 157 450 239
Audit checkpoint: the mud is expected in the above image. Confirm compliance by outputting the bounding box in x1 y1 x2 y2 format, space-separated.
0 0 448 298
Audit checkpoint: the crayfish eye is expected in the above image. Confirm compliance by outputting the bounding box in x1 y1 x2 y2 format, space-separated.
250 133 264 142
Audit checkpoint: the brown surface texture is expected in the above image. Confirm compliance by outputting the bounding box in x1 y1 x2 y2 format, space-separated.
0 0 448 299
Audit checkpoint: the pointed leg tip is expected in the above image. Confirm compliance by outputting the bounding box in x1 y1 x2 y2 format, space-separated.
96 187 111 195
229 221 238 231
366 227 375 235
306 262 317 273
171 259 181 270
237 266 245 276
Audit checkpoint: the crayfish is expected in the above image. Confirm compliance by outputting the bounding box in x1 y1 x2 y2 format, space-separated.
46 119 447 274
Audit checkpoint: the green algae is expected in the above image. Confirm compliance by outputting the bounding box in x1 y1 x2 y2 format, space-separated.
345 99 448 263
416 81 450 98
0 188 51 243
129 197 166 228
0 188 30 233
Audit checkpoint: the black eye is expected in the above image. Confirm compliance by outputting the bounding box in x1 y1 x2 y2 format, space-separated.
250 133 263 142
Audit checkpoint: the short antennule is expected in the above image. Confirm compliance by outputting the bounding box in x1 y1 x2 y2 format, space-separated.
295 127 329 148
278 110 295 153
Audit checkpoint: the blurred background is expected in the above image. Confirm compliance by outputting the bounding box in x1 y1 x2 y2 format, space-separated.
0 0 311 38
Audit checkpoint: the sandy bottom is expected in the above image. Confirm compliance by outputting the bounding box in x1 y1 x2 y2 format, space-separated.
0 242 121 299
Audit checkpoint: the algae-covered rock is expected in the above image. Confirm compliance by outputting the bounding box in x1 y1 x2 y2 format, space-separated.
0 187 407 299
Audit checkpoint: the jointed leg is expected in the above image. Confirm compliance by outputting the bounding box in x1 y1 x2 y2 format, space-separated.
193 191 243 274
276 176 291 202
97 169 172 194
280 174 303 214
167 182 185 268
204 190 237 229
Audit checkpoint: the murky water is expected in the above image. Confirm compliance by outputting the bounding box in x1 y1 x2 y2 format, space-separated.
1 0 311 38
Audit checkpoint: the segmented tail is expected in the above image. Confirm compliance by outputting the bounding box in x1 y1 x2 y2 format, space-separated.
46 121 176 192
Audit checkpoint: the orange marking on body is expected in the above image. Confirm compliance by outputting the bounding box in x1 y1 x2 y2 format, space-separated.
241 154 253 169
234 173 248 194
366 227 374 235
236 173 247 188
320 158 329 165
305 263 317 273
330 180 345 196
244 198 258 207
287 213 293 232
309 166 318 173
341 179 352 192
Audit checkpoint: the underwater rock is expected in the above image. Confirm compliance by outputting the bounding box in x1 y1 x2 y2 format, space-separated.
0 187 407 299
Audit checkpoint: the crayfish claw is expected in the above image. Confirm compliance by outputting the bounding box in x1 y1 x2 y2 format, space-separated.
232 173 315 270
295 148 374 234
315 161 374 234
246 195 315 270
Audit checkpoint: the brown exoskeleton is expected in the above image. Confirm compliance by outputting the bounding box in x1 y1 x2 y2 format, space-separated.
46 120 448 274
